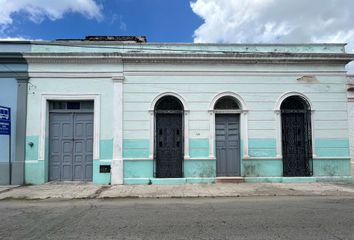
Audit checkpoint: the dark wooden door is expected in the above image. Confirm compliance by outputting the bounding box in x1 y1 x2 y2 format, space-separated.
215 114 241 176
282 111 311 176
156 113 183 178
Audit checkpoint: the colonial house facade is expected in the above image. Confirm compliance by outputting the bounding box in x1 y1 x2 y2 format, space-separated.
0 37 353 185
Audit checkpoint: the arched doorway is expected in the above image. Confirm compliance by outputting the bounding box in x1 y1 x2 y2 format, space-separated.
214 96 241 177
155 96 184 178
281 96 313 176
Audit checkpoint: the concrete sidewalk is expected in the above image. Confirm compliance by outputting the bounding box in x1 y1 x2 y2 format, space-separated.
1 182 354 200
0 185 20 194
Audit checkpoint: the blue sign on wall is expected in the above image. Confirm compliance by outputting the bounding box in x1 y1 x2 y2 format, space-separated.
0 106 11 135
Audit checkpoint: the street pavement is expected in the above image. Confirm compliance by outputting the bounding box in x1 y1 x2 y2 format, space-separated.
1 196 354 240
1 182 354 200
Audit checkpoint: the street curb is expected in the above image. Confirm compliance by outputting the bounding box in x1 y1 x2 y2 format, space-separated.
2 192 354 201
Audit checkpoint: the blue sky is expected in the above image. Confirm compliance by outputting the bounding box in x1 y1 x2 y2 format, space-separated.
0 0 203 42
1 0 352 71
0 0 353 46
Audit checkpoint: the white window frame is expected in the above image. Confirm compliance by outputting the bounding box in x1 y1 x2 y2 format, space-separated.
149 92 190 160
274 91 315 158
208 92 249 159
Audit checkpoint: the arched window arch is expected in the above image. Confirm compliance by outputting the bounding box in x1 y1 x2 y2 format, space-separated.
214 96 240 110
280 95 311 111
155 96 184 111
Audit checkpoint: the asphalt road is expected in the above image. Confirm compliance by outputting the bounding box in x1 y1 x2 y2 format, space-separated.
1 197 354 240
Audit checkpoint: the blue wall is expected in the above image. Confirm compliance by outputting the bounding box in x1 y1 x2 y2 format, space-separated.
0 78 17 163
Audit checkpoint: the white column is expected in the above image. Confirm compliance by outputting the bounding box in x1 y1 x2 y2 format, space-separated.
242 111 249 158
208 111 215 158
311 110 316 158
149 110 154 159
111 76 124 184
274 110 282 158
184 111 190 159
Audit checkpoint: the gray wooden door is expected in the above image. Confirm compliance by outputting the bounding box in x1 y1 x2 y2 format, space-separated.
49 112 93 181
215 114 241 176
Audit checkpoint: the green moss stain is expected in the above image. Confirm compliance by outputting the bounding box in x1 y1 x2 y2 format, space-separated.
243 159 282 177
184 160 216 178
313 159 351 176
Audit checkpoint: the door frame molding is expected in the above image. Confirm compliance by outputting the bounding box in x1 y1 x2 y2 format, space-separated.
208 92 249 159
39 94 101 161
274 91 315 158
149 92 190 160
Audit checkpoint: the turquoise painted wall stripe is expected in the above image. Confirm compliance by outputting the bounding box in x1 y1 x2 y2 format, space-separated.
248 138 277 157
25 136 39 160
123 149 150 158
315 139 349 148
190 149 209 158
248 138 276 148
315 148 350 157
189 139 209 158
123 139 150 149
189 139 209 148
248 149 277 157
100 139 113 160
315 139 350 157
123 139 150 158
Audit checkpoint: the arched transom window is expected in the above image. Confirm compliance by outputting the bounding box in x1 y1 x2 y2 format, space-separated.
214 96 240 110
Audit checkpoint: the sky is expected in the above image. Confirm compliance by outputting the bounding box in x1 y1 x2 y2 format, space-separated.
0 0 353 72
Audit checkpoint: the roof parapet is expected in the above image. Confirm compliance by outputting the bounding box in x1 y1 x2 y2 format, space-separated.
55 36 147 43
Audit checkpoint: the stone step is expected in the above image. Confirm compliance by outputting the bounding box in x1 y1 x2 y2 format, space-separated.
216 177 245 183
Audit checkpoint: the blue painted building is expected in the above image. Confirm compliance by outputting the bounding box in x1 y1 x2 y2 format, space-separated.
0 37 353 185
0 48 29 184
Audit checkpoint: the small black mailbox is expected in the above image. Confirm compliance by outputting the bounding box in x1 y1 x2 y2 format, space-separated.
100 165 111 173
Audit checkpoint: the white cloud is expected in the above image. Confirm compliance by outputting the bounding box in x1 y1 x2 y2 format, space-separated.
191 0 354 73
190 0 354 46
0 0 103 31
0 36 42 41
347 61 354 74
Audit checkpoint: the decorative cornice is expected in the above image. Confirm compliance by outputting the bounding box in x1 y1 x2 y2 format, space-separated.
28 72 124 78
124 71 347 77
3 52 352 65
112 74 125 82
0 72 28 78
121 52 354 65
